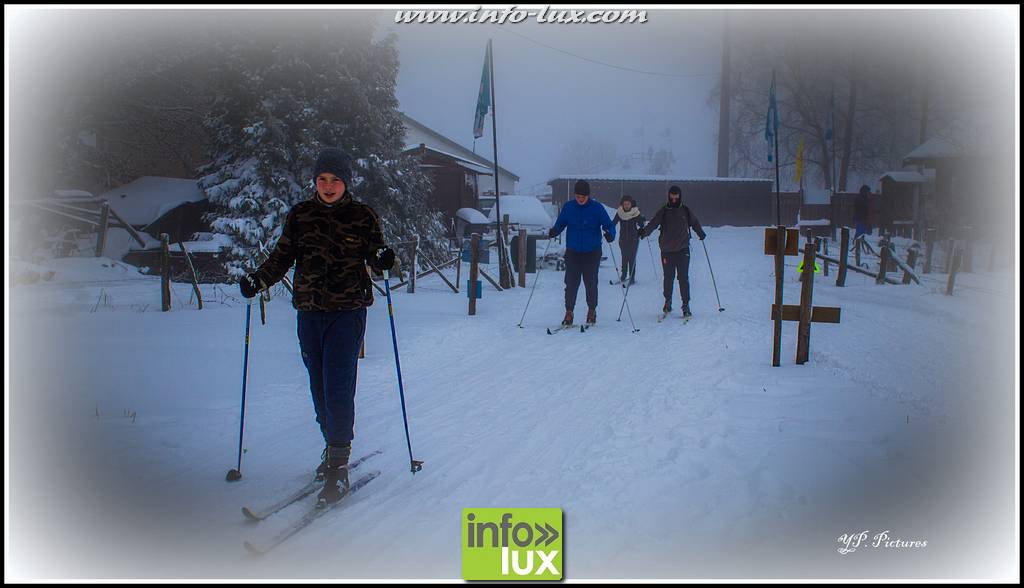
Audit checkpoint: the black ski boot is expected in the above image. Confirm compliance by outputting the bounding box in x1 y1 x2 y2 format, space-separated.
662 300 672 314
317 443 351 507
682 302 692 318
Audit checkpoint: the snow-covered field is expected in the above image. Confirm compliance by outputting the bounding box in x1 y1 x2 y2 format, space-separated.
7 227 1016 580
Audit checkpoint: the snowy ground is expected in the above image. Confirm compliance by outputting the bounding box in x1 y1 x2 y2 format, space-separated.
7 227 1017 580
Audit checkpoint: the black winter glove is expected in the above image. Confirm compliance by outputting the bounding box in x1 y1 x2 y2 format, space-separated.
603 231 614 243
239 274 260 298
370 247 397 272
547 227 558 239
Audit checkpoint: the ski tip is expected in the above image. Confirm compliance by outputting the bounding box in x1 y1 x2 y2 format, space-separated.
243 541 266 556
546 328 553 335
241 507 263 522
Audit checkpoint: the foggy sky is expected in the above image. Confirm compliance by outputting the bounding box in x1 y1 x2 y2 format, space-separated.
385 7 1016 195
385 9 725 194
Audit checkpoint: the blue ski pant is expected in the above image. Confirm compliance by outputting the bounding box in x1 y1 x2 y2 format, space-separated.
297 308 367 446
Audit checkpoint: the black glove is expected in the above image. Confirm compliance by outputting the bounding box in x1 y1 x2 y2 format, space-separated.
370 247 396 272
638 216 646 226
239 274 260 298
603 231 614 243
547 227 558 239
699 233 707 241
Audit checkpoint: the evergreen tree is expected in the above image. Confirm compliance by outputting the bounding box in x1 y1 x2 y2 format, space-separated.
199 16 445 279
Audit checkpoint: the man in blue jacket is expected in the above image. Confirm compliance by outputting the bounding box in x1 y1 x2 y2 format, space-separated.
548 180 616 327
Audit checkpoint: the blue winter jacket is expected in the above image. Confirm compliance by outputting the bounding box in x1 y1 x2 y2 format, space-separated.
550 198 616 253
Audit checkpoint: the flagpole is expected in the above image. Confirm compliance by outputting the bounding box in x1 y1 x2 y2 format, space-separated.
487 38 512 288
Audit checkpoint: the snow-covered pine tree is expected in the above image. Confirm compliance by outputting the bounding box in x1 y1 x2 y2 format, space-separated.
199 17 446 280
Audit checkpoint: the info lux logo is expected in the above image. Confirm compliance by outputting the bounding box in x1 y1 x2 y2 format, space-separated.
461 508 563 580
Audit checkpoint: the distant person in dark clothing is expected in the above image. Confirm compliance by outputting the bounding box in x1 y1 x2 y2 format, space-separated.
854 185 872 238
639 185 706 318
612 195 645 285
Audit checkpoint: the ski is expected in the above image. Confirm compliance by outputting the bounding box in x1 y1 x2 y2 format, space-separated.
546 324 574 335
243 469 381 556
241 449 382 522
657 313 668 323
580 322 596 332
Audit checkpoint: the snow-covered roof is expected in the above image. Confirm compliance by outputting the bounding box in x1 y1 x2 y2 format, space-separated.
456 207 490 224
550 174 772 183
98 177 205 226
879 171 925 183
400 113 519 180
487 195 553 227
903 138 961 162
879 169 937 184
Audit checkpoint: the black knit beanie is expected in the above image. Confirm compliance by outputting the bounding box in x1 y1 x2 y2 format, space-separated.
314 148 352 184
574 180 591 197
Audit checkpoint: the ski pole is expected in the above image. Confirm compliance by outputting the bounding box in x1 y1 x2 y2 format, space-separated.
701 239 724 312
605 241 639 333
646 236 661 278
226 299 254 482
382 269 424 475
517 237 555 328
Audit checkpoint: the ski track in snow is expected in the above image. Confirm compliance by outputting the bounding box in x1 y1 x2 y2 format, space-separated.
8 228 1015 580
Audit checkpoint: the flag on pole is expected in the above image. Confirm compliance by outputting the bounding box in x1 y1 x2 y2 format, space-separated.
795 137 804 185
473 40 492 139
764 71 779 162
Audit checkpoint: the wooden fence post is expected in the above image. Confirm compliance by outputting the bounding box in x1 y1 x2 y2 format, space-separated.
95 201 110 257
407 236 419 294
902 249 919 285
876 242 890 285
518 228 527 288
772 225 785 367
469 233 480 316
945 239 956 273
923 228 936 274
963 226 973 273
455 245 462 293
837 227 849 287
796 242 816 364
160 233 172 311
854 235 862 267
946 247 962 295
177 241 203 310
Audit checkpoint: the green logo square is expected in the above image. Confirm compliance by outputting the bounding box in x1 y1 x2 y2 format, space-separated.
461 508 563 580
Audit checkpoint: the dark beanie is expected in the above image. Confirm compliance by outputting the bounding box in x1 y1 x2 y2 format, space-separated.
668 185 682 196
314 147 352 183
574 180 591 196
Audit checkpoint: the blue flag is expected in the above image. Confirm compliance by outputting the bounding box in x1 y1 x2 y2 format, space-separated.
473 40 492 140
764 71 779 162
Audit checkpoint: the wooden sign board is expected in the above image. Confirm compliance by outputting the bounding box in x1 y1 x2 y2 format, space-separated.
771 304 842 324
764 227 800 256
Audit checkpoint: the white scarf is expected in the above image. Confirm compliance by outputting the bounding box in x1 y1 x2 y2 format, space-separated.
616 206 641 220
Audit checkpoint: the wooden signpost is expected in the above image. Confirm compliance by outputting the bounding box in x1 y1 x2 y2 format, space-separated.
765 227 841 366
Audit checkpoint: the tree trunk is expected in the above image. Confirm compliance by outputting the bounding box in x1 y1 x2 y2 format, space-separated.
838 69 858 192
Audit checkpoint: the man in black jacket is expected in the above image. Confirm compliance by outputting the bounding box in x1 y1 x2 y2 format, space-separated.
639 185 706 317
612 195 645 285
238 147 399 506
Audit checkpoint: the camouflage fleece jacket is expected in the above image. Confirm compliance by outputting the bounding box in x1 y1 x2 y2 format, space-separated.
254 192 388 311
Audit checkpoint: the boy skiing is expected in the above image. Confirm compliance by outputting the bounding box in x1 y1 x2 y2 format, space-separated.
239 147 399 506
548 180 616 327
639 185 706 318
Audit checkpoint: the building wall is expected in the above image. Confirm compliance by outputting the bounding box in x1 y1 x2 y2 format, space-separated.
548 178 775 226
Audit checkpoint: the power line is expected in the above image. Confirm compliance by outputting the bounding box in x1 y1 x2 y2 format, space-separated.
491 24 719 80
